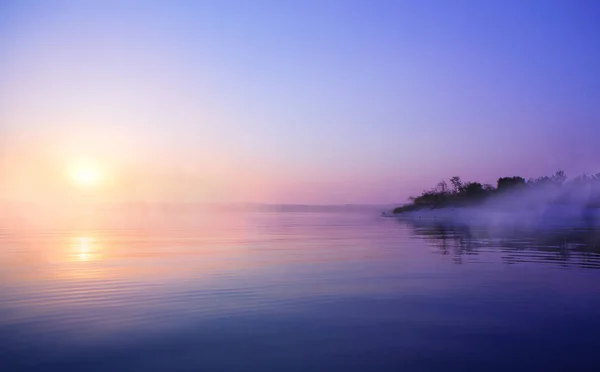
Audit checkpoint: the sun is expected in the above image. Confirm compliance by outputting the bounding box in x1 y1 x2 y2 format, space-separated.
70 163 102 187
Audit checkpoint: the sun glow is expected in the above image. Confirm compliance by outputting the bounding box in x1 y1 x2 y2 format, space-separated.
72 236 99 262
70 162 102 187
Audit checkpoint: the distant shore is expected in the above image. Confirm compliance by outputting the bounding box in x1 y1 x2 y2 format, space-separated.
384 205 600 229
386 171 600 227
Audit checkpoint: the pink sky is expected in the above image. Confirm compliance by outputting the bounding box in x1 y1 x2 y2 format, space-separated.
1 1 599 205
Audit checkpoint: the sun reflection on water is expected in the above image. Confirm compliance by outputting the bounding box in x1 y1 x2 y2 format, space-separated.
71 235 101 262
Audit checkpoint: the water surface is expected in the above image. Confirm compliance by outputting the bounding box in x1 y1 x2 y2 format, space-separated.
2 212 600 371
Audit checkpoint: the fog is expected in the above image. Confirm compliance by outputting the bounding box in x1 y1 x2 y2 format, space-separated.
392 174 600 232
0 202 391 231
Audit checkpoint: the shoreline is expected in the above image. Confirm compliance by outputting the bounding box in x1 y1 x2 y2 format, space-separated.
384 206 600 227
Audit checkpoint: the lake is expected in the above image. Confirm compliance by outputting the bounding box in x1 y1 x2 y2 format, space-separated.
2 211 600 371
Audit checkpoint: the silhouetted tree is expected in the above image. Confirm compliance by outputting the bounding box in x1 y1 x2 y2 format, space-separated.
527 170 567 188
450 176 462 194
497 176 525 191
551 170 567 185
528 176 551 186
463 182 484 198
393 170 599 214
435 180 449 195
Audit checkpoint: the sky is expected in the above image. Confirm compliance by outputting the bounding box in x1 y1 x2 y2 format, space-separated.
1 0 599 205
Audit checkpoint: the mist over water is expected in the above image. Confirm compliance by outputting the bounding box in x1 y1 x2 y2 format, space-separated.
2 211 600 371
0 203 390 231
396 175 600 232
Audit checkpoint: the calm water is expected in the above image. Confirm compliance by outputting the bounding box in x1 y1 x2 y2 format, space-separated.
2 212 600 371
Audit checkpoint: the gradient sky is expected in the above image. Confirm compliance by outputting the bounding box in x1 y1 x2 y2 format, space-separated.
1 0 599 204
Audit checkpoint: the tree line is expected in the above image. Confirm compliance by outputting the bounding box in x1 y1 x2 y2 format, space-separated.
393 171 600 213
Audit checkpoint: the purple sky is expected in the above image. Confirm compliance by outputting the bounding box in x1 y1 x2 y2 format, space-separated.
1 0 599 204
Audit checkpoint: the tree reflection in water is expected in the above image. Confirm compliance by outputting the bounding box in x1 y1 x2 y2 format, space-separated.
401 219 600 269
